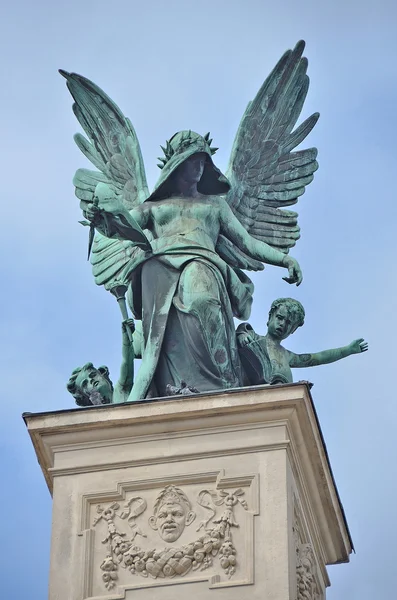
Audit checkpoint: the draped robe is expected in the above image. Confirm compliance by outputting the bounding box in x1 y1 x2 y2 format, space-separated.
125 232 254 400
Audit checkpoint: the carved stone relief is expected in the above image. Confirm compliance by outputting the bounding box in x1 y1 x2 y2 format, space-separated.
293 515 322 600
90 480 251 592
296 543 321 600
148 485 196 542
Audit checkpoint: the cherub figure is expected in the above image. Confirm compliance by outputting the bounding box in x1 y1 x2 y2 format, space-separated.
67 319 139 405
148 485 196 543
237 298 368 385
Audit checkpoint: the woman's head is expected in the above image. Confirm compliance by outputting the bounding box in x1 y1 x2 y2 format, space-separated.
148 131 230 200
175 152 206 184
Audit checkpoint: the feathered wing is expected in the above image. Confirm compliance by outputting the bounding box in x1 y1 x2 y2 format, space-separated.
60 71 149 290
224 40 319 267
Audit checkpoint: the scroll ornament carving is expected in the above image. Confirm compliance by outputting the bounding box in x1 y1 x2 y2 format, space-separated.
93 487 248 591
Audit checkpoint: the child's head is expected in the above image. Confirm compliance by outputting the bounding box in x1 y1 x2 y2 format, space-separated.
267 298 305 340
67 362 113 406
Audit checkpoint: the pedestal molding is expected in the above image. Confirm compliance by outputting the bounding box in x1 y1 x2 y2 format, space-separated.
25 383 352 599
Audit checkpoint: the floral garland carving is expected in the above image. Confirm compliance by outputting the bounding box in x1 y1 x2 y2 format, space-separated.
93 488 248 591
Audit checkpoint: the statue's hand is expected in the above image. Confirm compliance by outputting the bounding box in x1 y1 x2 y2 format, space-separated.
282 256 303 286
94 182 126 215
80 183 126 232
81 200 101 223
122 318 135 336
238 332 252 347
348 338 368 355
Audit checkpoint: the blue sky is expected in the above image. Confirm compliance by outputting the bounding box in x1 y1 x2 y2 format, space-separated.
1 0 396 598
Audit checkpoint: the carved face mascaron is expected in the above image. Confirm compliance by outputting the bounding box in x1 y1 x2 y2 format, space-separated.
149 486 195 542
155 501 188 542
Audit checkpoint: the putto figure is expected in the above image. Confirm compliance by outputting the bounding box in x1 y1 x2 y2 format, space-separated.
67 319 137 405
61 41 321 401
237 298 368 385
148 486 196 543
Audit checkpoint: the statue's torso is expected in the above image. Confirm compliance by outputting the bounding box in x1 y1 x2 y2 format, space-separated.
146 196 221 250
264 336 293 383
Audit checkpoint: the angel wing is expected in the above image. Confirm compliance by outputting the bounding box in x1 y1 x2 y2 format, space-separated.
60 71 149 290
221 40 319 269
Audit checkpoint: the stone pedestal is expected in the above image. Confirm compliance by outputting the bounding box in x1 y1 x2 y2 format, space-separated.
25 383 352 600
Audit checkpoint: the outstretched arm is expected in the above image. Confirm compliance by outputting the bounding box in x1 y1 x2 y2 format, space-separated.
289 338 368 368
113 319 135 403
219 199 302 285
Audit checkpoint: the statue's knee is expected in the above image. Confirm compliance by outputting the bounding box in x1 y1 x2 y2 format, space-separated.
179 263 220 308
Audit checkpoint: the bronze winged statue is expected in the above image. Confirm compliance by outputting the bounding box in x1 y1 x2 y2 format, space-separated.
61 40 320 401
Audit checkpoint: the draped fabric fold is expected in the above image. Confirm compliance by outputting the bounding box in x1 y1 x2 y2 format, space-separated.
127 244 254 401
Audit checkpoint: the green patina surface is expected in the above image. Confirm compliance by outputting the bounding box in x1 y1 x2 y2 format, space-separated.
237 298 368 385
61 42 366 406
